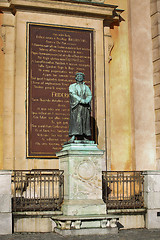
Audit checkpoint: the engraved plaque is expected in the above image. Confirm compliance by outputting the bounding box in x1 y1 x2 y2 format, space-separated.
27 23 94 158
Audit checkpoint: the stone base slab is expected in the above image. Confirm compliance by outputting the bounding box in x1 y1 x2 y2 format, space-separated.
52 214 119 236
146 209 160 229
55 227 118 236
0 213 12 235
60 142 102 152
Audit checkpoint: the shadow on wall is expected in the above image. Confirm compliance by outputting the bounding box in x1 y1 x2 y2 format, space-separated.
91 116 98 144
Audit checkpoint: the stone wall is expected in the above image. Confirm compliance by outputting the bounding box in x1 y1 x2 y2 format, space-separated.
104 0 134 171
105 0 156 171
129 0 156 170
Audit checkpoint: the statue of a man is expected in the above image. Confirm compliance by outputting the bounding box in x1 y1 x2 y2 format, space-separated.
68 72 92 143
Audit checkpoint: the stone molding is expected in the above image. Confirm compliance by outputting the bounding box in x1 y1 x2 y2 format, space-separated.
0 0 123 27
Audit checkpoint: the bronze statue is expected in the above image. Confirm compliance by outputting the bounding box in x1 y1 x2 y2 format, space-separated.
68 72 92 143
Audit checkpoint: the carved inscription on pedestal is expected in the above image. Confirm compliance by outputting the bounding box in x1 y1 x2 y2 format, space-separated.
27 24 94 157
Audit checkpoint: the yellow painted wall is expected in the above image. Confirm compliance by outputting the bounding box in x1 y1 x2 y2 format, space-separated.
0 13 4 169
105 0 135 170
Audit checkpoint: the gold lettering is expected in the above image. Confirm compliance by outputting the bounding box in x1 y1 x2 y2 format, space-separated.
52 92 69 98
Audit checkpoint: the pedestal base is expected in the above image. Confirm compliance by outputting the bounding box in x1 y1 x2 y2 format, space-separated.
52 214 119 236
62 199 106 216
55 143 111 235
55 227 118 236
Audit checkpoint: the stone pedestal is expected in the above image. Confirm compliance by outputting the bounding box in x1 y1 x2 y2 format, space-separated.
56 142 106 216
54 142 118 235
0 171 12 235
143 171 160 229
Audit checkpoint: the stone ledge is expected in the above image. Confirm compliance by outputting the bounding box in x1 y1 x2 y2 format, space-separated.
107 208 147 215
13 211 62 217
142 170 160 175
57 143 104 157
0 170 12 175
52 214 119 221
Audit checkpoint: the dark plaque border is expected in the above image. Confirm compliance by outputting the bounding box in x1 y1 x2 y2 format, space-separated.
26 23 94 158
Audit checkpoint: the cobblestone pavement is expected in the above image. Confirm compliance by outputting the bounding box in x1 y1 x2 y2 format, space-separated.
0 229 160 240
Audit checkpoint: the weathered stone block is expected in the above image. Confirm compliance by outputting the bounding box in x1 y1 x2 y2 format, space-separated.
118 214 145 229
155 121 160 134
143 171 160 192
156 158 160 169
146 209 160 229
143 171 160 228
152 34 160 49
157 0 160 11
0 213 12 235
152 47 160 62
14 217 53 233
154 96 160 110
153 71 160 85
151 12 160 37
2 11 15 27
156 134 160 147
145 191 160 209
153 58 160 72
150 0 158 16
155 109 160 121
154 84 160 97
156 147 160 159
0 172 11 195
0 195 11 213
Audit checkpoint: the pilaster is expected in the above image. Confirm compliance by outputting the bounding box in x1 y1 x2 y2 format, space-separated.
1 11 15 170
0 170 12 235
143 170 160 228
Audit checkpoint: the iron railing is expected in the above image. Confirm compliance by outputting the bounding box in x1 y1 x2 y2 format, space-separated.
102 171 144 209
12 169 64 212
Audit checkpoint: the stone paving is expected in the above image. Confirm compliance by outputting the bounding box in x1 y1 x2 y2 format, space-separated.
0 229 160 240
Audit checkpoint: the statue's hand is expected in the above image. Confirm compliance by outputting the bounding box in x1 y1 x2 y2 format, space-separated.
80 99 85 104
85 100 89 104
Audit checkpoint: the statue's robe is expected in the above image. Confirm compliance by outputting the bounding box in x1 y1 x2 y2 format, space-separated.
69 82 92 137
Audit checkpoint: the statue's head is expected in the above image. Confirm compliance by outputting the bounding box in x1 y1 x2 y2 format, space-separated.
75 72 85 82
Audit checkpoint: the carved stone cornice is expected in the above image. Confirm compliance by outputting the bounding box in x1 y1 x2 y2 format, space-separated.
0 0 124 28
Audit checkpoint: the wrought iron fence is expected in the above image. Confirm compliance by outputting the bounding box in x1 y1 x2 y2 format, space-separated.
12 169 64 212
102 171 144 209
